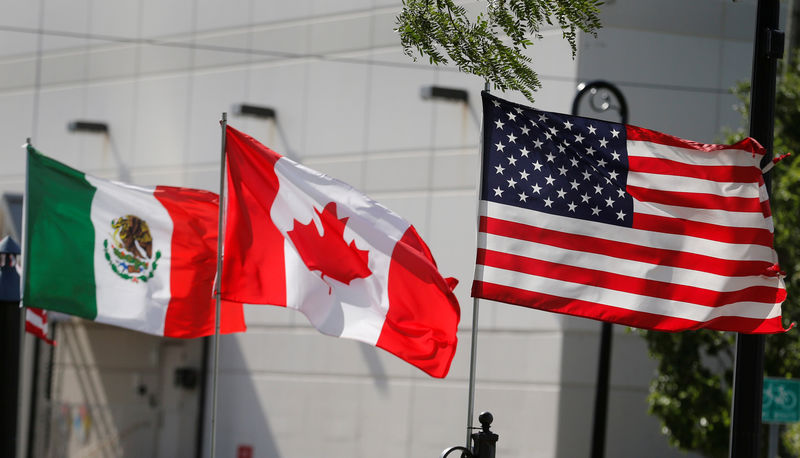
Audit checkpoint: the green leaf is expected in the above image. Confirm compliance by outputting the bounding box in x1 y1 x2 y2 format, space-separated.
396 0 602 101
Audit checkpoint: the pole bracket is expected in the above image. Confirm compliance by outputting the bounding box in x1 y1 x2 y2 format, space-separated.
763 27 785 60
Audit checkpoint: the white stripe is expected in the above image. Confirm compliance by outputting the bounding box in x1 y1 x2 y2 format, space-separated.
627 140 760 168
482 201 778 263
759 182 775 233
273 156 412 345
25 308 47 332
476 264 782 322
477 232 781 293
87 176 173 336
633 200 769 229
628 171 761 198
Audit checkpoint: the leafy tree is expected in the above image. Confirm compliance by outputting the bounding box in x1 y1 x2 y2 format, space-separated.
395 0 603 101
639 61 800 457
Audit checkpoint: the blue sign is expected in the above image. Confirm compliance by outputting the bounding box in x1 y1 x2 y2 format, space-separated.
763 377 800 423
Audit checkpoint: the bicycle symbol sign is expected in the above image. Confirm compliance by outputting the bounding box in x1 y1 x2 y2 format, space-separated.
763 377 800 423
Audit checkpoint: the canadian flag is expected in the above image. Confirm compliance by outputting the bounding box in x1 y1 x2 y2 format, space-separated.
221 126 460 378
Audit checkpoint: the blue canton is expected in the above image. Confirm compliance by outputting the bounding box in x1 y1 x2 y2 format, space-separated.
481 92 634 228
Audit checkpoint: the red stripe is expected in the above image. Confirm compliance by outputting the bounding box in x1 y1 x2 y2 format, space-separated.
632 213 774 247
221 126 288 306
627 185 764 213
761 198 773 218
27 306 46 321
626 125 766 155
476 248 786 307
380 226 461 378
480 216 773 277
25 321 54 345
155 186 246 338
628 157 760 183
471 281 786 333
25 307 55 345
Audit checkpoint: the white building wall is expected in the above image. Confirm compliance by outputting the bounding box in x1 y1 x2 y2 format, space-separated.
0 0 763 457
577 0 759 140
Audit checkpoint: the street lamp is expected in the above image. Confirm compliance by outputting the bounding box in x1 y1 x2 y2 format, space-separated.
571 80 628 458
0 236 22 457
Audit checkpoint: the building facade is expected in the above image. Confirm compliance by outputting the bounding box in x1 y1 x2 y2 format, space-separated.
0 0 765 456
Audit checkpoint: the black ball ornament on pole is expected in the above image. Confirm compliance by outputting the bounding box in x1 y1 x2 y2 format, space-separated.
440 411 499 458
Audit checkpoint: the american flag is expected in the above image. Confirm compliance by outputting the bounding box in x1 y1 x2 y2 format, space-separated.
471 91 787 333
26 307 55 345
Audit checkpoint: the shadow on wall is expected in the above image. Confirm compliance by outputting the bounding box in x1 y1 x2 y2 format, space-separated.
358 342 389 394
555 325 698 458
45 321 210 457
203 334 280 458
201 298 400 457
52 322 149 457
555 325 601 458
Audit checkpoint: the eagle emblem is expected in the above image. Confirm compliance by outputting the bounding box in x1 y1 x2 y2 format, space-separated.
103 215 161 283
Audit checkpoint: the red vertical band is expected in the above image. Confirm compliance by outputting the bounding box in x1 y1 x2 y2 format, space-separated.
155 185 246 338
221 126 288 306
379 226 460 378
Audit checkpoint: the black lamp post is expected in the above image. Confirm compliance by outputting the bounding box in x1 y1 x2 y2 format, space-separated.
0 236 22 457
730 1 783 457
571 80 628 458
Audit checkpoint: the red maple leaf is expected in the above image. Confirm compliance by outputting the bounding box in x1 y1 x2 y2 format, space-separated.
287 202 372 288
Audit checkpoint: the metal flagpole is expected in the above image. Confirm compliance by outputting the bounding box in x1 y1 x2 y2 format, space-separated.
465 296 480 448
465 81 491 449
729 1 782 456
210 113 228 458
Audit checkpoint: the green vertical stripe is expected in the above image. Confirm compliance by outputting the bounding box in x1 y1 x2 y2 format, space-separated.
24 146 98 320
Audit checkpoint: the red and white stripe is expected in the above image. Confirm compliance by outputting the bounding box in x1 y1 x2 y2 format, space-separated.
25 307 55 345
473 126 787 333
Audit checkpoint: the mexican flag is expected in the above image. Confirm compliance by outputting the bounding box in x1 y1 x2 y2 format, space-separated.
23 146 245 338
222 126 460 378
